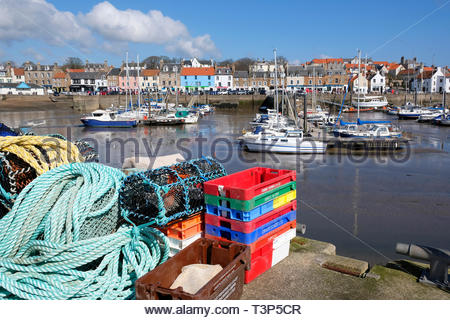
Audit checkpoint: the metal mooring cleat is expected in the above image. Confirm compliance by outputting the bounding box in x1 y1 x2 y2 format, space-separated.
396 243 449 292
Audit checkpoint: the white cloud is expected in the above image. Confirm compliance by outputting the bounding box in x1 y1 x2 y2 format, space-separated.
0 0 219 58
22 47 45 62
319 54 332 59
81 1 219 57
0 0 94 50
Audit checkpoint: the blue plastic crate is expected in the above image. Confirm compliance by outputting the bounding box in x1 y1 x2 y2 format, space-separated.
205 210 296 244
206 200 274 221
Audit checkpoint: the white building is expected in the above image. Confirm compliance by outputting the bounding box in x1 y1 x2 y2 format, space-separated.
368 71 386 93
214 67 233 90
0 82 44 95
69 72 107 92
140 69 160 92
250 59 285 74
183 58 213 68
11 68 25 83
445 72 450 93
0 64 12 84
413 67 445 93
352 74 368 94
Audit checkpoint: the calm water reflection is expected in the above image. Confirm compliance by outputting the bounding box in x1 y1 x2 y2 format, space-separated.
1 106 449 265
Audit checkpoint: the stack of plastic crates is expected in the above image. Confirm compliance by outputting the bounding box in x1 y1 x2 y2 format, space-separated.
203 167 297 283
158 212 204 257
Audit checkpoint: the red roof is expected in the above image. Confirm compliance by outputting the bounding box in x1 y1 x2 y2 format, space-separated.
141 69 159 76
181 67 215 76
417 71 433 79
13 68 24 76
345 63 373 71
67 68 85 73
398 69 416 76
311 58 343 64
423 67 433 71
388 63 401 70
53 72 67 79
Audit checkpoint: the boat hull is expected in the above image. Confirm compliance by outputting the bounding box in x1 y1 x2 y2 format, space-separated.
243 140 327 154
81 119 137 128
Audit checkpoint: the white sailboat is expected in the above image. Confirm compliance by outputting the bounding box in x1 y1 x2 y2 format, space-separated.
241 49 326 153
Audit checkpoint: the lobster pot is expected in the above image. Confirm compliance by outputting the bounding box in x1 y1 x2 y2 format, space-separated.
0 152 37 218
119 157 226 226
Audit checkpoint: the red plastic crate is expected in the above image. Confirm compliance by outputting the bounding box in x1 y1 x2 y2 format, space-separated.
204 167 296 201
205 219 297 253
205 201 296 233
244 241 273 284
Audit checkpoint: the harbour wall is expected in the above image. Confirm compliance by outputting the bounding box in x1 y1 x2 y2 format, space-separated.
0 93 446 113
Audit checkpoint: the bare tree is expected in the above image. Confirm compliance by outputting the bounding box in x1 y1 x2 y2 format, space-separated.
64 57 84 69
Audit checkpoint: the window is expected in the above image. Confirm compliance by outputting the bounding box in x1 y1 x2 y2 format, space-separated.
290 80 293 85
318 80 322 84
228 82 231 87
258 81 261 85
335 78 338 84
252 81 256 85
270 80 274 85
144 76 148 81
228 76 231 80
184 76 187 79
297 80 299 84
34 73 37 78
309 80 312 85
264 81 267 86
194 76 197 80
162 81 166 86
90 79 95 84
218 82 222 87
381 79 383 83
208 76 211 80
47 73 50 78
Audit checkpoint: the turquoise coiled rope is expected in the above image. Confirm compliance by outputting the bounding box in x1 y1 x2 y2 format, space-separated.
0 162 169 300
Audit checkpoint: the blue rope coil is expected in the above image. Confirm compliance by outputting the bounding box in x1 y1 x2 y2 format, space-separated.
0 162 169 300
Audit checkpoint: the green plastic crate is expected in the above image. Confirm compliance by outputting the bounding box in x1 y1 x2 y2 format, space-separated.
204 181 296 212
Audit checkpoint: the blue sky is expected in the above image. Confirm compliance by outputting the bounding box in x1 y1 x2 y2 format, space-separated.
1 0 449 66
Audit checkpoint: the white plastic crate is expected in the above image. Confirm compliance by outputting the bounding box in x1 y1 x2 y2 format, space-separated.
271 227 296 267
167 233 203 257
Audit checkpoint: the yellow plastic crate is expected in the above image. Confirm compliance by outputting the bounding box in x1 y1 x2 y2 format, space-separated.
273 190 296 209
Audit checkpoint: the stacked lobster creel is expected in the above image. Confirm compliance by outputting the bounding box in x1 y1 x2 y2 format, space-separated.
119 157 226 257
0 134 98 218
119 157 227 226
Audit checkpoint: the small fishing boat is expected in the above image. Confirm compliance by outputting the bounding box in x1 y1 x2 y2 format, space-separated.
352 95 388 110
417 110 444 123
242 130 327 153
432 114 450 126
398 105 424 119
81 110 138 128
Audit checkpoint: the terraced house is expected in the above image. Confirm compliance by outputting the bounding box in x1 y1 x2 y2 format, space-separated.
159 60 181 91
180 67 215 92
24 62 56 88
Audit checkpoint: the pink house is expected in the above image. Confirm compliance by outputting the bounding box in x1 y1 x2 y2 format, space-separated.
119 69 139 93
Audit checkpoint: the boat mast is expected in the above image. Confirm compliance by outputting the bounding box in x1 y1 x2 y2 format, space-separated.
125 52 129 111
137 54 141 110
274 48 279 128
357 49 361 119
175 62 179 108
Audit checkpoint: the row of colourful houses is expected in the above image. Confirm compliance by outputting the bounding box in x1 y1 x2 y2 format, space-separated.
1 57 449 94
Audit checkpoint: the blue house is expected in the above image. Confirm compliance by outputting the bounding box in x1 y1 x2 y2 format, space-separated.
181 67 215 91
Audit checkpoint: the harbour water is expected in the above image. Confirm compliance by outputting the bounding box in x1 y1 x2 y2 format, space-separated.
1 105 449 265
